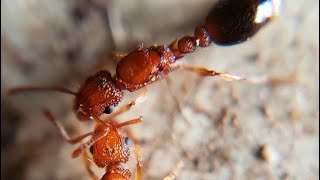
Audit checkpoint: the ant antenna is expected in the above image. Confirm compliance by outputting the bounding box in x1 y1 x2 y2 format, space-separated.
7 86 78 96
115 117 143 128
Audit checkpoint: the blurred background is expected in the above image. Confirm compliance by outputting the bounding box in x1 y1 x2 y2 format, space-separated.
1 0 319 179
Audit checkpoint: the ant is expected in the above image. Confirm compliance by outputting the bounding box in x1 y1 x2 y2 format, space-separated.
6 0 283 179
7 0 283 124
43 108 143 180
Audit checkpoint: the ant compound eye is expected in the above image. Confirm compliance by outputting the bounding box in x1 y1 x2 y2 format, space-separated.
103 105 115 114
89 145 94 154
124 137 131 147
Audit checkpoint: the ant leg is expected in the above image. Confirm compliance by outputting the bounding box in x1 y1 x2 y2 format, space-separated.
91 114 111 126
176 63 298 85
134 145 143 180
111 52 126 60
163 160 184 180
175 63 245 81
72 116 142 159
43 109 94 144
71 125 110 158
82 151 99 180
90 52 127 74
109 118 143 180
123 124 143 180
105 87 147 121
113 117 143 129
125 127 142 180
110 117 143 146
164 77 193 125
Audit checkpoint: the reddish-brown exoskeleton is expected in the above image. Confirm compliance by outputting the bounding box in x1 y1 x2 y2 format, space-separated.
7 0 282 122
43 109 143 180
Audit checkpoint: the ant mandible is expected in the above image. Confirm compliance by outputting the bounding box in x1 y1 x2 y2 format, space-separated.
8 0 282 123
43 109 143 180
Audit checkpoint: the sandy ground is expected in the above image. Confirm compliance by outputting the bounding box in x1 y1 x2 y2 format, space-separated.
1 0 319 180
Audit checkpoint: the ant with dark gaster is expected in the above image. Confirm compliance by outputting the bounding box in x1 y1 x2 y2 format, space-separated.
7 0 283 179
8 0 283 125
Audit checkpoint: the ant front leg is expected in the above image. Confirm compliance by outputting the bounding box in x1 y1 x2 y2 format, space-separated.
111 118 143 180
163 160 184 180
175 63 246 82
105 86 147 121
45 109 101 179
71 124 110 158
82 151 100 180
133 145 143 180
43 109 94 144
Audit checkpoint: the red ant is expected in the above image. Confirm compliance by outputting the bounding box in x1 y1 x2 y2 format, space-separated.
7 0 282 179
43 108 143 180
7 0 282 123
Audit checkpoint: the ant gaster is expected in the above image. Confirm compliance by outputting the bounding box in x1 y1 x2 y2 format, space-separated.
8 0 282 122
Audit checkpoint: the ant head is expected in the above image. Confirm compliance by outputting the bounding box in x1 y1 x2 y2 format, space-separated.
75 71 123 121
101 164 131 180
205 0 283 45
91 124 130 168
